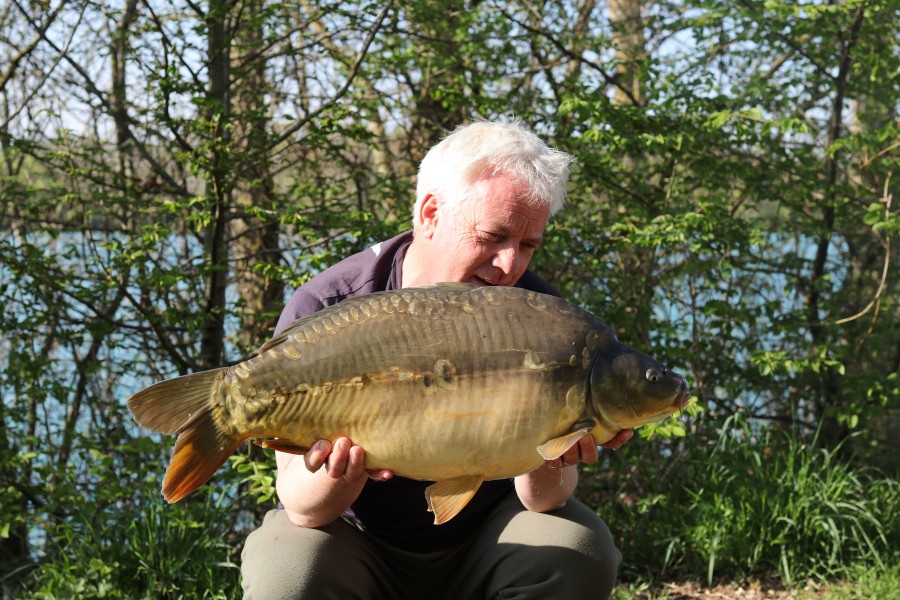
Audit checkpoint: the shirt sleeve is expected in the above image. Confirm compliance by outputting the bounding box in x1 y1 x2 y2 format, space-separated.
273 288 326 336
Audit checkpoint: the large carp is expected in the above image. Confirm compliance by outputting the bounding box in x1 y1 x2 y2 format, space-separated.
128 283 689 524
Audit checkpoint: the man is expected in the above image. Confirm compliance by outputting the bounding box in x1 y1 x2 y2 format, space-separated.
241 120 632 599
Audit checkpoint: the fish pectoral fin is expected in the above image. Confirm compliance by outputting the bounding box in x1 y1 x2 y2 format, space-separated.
424 476 483 525
254 439 310 455
536 425 594 460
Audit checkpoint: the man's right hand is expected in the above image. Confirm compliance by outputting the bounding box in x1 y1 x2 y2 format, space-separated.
303 437 393 484
275 437 392 528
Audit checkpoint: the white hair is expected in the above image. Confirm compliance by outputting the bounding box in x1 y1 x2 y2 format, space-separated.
413 120 574 228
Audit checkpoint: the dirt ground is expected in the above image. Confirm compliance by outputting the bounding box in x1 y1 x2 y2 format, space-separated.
623 578 842 599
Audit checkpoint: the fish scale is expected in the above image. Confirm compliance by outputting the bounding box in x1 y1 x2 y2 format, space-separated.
127 283 690 524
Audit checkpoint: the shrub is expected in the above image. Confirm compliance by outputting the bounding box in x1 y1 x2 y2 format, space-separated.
21 485 241 600
586 413 898 586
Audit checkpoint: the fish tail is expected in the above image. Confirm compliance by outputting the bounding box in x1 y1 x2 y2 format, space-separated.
127 369 245 503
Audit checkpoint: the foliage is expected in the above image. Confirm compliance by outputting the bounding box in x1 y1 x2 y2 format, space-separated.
0 0 897 595
586 413 898 586
21 482 241 600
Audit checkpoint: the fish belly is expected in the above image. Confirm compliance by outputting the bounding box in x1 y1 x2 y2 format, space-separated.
273 373 582 481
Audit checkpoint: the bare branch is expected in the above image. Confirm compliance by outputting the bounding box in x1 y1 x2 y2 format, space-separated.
274 2 392 146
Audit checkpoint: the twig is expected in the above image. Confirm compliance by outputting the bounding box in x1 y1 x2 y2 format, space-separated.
834 172 893 325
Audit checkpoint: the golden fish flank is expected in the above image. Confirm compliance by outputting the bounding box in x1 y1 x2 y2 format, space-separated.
127 283 691 524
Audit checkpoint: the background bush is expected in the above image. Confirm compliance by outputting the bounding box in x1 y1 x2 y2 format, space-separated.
1 0 897 596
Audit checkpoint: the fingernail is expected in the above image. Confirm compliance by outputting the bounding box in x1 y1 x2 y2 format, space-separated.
312 440 330 452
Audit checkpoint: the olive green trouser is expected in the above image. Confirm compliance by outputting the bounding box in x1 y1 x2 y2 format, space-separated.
240 492 621 600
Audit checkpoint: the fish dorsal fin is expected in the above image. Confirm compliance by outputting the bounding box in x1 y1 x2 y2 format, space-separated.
257 310 323 354
536 423 594 460
424 476 483 525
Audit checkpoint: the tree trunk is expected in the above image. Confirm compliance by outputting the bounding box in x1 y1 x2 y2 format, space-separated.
200 0 232 368
230 0 283 354
805 5 865 446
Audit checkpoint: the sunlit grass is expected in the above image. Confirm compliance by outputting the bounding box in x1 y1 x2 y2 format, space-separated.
612 562 899 599
20 484 240 600
592 413 897 594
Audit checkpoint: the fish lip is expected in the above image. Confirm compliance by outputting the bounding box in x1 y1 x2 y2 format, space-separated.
673 387 691 410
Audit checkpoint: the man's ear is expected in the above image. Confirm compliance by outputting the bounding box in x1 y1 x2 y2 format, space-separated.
417 194 439 239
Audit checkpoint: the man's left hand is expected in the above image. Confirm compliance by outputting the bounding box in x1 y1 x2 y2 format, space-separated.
546 428 634 469
600 428 633 451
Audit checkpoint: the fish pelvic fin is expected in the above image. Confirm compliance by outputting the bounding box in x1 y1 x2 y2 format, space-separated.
127 368 244 503
255 439 310 455
425 476 483 525
536 423 594 461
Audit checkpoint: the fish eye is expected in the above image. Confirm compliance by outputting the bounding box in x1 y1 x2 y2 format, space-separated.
646 369 660 383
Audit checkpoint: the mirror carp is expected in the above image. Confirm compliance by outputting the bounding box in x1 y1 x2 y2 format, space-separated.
128 283 690 524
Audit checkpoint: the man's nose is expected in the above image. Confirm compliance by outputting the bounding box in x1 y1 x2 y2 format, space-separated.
493 246 521 275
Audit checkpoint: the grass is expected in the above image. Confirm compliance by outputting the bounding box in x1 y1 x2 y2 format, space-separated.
671 418 895 584
586 413 898 595
611 561 900 599
20 486 241 600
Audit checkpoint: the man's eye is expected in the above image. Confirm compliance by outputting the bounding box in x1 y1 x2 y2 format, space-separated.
482 231 504 242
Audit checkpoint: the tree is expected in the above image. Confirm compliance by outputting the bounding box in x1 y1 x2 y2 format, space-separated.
0 0 897 594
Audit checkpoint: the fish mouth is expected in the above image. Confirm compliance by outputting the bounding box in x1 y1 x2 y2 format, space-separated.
623 385 691 427
672 386 691 410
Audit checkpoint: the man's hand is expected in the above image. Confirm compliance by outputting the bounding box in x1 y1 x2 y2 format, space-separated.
275 437 392 528
515 428 635 513
544 428 634 469
599 428 634 451
303 437 393 484
545 433 600 469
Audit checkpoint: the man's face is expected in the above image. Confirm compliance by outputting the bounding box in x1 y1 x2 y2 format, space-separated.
419 175 550 287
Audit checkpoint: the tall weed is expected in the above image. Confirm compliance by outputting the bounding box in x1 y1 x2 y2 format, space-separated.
675 414 894 583
590 413 898 585
21 484 240 599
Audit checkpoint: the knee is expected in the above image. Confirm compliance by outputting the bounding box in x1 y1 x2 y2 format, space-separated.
241 510 309 599
558 502 622 594
240 510 354 600
571 523 622 597
540 516 621 597
495 502 622 598
569 506 621 578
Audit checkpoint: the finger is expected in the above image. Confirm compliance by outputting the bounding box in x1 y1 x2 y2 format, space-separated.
549 445 580 469
600 428 634 450
366 468 394 482
303 439 332 472
325 437 352 479
562 444 581 467
342 445 366 483
579 436 600 465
